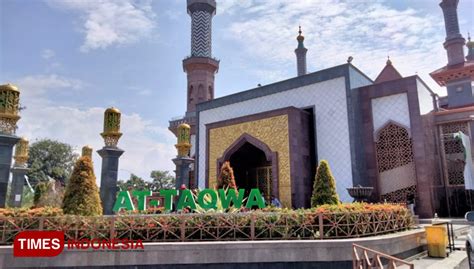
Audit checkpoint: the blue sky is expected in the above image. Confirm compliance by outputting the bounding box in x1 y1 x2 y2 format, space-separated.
1 0 473 182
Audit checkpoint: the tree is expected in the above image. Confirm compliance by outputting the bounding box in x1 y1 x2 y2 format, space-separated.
33 181 64 208
62 156 102 216
27 139 78 185
117 174 147 191
217 162 237 190
150 170 175 190
33 182 48 207
311 160 340 207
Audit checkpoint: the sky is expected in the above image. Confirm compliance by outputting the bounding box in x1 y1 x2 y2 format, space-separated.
1 0 473 183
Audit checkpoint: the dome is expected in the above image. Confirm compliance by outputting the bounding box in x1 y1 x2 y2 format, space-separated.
0 83 19 92
105 107 121 114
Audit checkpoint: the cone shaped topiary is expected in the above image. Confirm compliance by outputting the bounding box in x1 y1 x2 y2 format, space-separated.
62 156 103 215
311 160 340 207
217 161 237 190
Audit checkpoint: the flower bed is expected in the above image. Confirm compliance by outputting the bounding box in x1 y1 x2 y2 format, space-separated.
0 203 413 244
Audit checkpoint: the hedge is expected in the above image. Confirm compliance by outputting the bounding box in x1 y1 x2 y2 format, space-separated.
0 203 413 244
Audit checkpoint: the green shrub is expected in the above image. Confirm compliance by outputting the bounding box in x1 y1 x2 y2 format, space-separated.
62 156 102 216
311 160 340 207
217 161 237 190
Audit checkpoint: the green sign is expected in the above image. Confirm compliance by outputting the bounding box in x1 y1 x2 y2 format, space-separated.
113 188 266 212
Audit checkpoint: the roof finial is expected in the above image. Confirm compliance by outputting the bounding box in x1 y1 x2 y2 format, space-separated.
297 25 304 43
387 55 392 65
468 32 471 42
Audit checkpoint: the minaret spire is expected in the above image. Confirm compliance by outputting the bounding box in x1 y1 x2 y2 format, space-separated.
295 25 308 76
183 0 219 116
466 32 474 61
439 0 465 66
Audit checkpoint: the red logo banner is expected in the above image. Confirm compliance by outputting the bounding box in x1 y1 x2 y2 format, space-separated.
14 231 64 257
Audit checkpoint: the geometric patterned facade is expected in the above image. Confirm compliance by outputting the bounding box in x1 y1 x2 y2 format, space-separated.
191 11 212 57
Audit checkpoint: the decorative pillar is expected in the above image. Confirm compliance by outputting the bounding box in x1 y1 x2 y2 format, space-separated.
9 137 29 207
173 123 194 189
0 83 21 207
98 107 124 215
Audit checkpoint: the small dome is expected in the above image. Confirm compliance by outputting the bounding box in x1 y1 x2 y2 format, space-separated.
19 137 29 143
0 83 19 92
105 107 121 114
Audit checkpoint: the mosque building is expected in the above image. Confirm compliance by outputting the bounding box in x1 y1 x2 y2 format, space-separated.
169 0 474 218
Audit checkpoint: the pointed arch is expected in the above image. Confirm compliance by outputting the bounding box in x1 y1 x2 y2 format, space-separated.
374 120 411 142
216 133 279 198
197 84 205 102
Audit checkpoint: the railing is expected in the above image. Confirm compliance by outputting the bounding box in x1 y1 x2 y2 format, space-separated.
352 244 414 269
0 210 412 245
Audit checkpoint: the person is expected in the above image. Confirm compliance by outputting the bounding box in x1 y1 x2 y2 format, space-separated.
271 195 282 208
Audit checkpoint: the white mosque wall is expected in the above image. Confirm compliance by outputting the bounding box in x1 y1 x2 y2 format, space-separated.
198 77 354 202
371 93 411 135
349 66 372 89
416 79 435 115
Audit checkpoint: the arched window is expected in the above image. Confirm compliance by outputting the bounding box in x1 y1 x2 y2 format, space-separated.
208 86 213 99
375 122 416 203
375 122 413 172
189 85 194 103
197 84 205 102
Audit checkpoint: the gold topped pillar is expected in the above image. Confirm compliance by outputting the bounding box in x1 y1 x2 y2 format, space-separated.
100 107 122 147
13 137 29 167
0 83 21 135
175 123 191 157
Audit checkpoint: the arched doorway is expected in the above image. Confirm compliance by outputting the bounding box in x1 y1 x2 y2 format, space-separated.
229 142 271 198
217 133 278 202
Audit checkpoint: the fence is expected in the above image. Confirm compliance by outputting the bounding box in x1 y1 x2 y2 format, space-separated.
0 210 412 244
352 243 414 269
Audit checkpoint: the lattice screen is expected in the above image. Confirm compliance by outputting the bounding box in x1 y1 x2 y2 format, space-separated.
441 121 469 185
375 123 414 173
381 185 416 203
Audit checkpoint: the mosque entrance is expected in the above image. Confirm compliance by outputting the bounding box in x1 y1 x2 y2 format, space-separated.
228 142 272 201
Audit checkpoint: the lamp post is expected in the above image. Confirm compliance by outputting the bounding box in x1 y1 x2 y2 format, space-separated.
9 137 29 207
0 84 21 207
98 107 124 215
173 123 194 189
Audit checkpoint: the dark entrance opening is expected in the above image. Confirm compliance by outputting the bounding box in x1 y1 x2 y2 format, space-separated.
228 142 272 200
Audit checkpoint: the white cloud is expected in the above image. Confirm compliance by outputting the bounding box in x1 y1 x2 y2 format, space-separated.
41 49 55 60
48 0 156 52
16 74 84 100
14 74 176 184
220 0 446 94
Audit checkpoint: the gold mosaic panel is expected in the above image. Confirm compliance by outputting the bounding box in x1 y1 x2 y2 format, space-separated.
208 115 291 207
